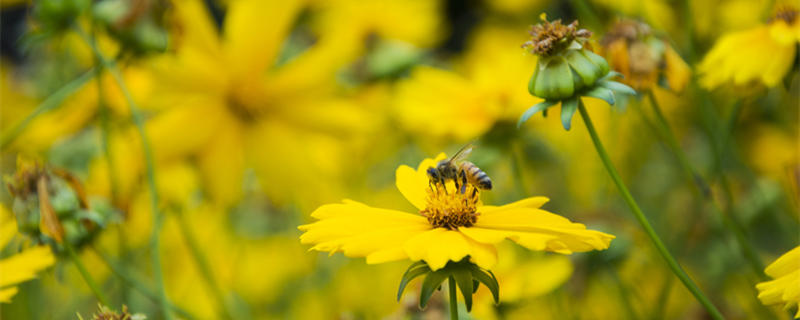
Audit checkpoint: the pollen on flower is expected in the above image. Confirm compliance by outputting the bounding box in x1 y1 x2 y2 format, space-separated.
420 184 480 229
521 15 591 56
770 6 798 24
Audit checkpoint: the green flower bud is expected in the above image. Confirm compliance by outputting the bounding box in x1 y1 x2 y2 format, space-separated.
34 0 90 31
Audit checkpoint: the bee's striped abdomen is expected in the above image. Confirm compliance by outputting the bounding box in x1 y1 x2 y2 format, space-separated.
461 161 492 190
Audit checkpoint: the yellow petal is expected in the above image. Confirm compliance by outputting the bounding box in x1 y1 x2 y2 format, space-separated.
469 207 614 253
0 246 54 288
481 196 549 213
0 205 17 249
395 153 447 210
224 0 303 80
300 200 429 263
663 45 690 92
0 287 18 303
147 100 227 161
765 246 800 279
171 0 221 55
403 228 472 271
198 121 246 207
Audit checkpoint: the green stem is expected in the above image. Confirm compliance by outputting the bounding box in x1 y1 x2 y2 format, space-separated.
73 25 173 320
0 69 95 150
448 276 458 320
92 247 197 320
577 101 724 320
64 242 109 306
607 267 640 320
646 92 765 277
175 210 234 319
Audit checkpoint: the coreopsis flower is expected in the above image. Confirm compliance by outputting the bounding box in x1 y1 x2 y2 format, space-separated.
756 246 800 318
299 153 614 310
393 26 539 142
0 205 55 303
147 0 378 207
699 5 800 89
600 20 690 92
518 14 634 130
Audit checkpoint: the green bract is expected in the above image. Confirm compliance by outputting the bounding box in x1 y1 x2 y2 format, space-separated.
397 258 499 312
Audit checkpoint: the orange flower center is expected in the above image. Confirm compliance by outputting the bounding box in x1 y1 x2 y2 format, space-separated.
420 184 480 229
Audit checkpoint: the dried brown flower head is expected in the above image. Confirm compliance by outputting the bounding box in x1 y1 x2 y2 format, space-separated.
522 14 592 56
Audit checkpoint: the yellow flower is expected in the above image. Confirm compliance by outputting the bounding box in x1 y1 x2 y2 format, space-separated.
148 0 377 207
600 20 690 92
0 205 55 303
299 153 614 271
699 6 800 89
393 26 540 142
756 246 800 318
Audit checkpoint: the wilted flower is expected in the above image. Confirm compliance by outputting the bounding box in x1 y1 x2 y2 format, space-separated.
600 20 690 92
756 246 800 318
519 14 634 130
78 304 146 320
699 5 800 89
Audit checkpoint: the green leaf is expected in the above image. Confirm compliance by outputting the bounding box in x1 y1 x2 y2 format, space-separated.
517 100 558 128
560 97 579 131
397 262 431 301
470 267 499 304
419 269 449 309
583 86 615 105
600 80 637 96
453 267 474 311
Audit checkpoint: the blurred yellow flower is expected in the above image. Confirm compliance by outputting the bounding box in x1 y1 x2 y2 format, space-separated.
600 20 690 92
299 153 614 271
591 0 677 33
756 246 800 318
699 6 800 89
394 27 539 142
0 205 55 303
148 0 377 207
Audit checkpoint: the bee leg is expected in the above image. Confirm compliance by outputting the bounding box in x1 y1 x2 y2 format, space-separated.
459 169 467 194
471 186 478 198
439 177 448 194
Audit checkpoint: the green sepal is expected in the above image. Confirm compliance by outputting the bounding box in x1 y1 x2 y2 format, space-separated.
565 50 601 88
453 267 474 311
470 267 499 304
599 80 637 96
528 64 539 96
517 100 558 128
397 261 431 301
600 71 624 81
419 269 449 309
560 97 579 131
580 49 610 77
534 57 574 100
583 86 615 106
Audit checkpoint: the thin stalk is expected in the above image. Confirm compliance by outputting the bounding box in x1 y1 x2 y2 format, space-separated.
607 267 640 320
448 276 458 320
74 25 173 320
64 242 109 306
577 101 724 320
93 247 197 320
651 272 673 320
0 69 95 149
175 210 234 319
646 92 765 277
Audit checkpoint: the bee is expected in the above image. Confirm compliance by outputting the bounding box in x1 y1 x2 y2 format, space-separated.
426 144 493 194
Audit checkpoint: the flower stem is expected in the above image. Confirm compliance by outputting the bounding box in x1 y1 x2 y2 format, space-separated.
92 247 197 320
0 68 95 150
577 101 724 320
645 92 765 277
73 25 173 320
175 210 234 319
448 276 458 320
64 241 109 306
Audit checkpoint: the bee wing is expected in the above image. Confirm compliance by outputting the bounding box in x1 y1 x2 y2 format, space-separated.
449 143 474 164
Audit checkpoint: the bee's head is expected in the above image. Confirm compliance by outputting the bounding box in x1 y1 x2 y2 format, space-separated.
427 167 440 180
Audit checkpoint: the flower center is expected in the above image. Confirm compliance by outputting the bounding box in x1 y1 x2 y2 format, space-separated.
420 184 480 229
522 14 591 57
770 6 798 24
